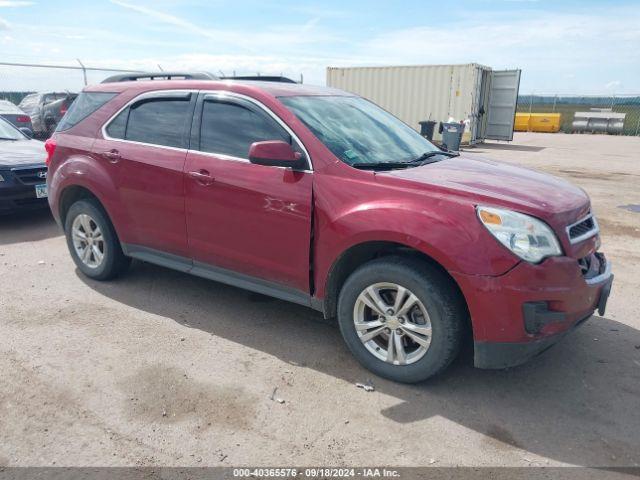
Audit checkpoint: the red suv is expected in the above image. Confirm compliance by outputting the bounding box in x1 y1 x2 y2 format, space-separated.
45 76 613 383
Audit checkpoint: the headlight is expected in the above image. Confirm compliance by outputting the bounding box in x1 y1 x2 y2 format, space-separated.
477 206 562 263
0 173 5 182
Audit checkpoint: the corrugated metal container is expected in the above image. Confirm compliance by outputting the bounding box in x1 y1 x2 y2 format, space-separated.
326 64 521 144
327 64 484 143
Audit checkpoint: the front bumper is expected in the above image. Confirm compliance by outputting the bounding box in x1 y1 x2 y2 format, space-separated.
0 170 49 214
452 252 613 369
474 313 593 369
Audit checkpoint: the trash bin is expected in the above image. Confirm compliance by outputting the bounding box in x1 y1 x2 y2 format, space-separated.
440 122 465 151
418 120 436 141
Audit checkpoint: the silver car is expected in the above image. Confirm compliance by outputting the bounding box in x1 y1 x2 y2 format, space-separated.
0 100 33 134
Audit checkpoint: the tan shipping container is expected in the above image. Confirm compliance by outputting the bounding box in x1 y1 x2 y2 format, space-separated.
326 64 521 144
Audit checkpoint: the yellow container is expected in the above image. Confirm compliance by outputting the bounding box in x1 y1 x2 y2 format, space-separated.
529 113 561 133
514 113 531 131
514 113 561 132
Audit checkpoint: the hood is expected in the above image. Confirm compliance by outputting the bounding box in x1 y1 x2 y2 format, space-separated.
381 154 590 223
0 138 46 168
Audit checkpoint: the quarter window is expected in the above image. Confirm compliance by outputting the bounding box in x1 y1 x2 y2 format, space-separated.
57 92 117 132
199 100 291 159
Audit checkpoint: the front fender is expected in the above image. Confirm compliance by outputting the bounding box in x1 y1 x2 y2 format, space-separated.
312 174 520 299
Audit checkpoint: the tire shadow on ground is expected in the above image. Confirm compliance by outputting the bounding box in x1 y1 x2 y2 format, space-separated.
78 261 640 469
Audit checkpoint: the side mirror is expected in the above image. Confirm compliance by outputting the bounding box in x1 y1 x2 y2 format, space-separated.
249 140 306 170
19 127 33 139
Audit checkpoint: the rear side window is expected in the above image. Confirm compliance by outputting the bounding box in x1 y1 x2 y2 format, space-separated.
199 100 290 158
56 92 117 131
125 98 191 148
105 96 192 149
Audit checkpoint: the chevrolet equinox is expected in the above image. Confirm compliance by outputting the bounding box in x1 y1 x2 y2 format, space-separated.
45 78 613 383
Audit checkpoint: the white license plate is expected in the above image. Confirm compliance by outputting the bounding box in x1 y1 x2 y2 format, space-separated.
35 184 48 198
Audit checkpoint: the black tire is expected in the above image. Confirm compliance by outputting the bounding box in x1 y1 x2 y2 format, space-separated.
337 256 466 383
64 199 130 280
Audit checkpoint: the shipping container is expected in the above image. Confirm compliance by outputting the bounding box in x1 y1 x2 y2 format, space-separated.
326 64 521 144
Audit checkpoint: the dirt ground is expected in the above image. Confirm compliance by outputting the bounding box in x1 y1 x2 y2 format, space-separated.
0 132 639 468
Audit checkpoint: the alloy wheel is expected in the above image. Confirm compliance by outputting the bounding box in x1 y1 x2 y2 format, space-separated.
71 213 105 269
353 282 432 365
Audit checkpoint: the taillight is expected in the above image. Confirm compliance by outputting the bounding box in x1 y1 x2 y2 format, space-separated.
17 115 30 123
60 105 67 115
44 138 57 167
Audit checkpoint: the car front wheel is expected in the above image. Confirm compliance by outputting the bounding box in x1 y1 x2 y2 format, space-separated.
337 256 466 383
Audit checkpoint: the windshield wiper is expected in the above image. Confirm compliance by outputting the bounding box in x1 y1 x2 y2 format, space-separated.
410 150 459 164
350 150 459 171
0 137 19 141
350 161 417 171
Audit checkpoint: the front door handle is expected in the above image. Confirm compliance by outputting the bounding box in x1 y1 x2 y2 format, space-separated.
188 169 215 185
101 149 121 163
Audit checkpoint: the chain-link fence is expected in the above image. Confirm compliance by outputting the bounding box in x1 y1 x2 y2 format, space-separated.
0 61 304 106
0 61 145 104
517 94 640 136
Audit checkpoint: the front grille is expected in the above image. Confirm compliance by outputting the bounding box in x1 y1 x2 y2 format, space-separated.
569 217 595 238
12 167 47 185
578 252 606 280
566 213 599 244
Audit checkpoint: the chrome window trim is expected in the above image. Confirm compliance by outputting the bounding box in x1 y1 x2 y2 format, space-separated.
101 89 313 172
101 89 197 151
566 213 600 245
200 91 313 171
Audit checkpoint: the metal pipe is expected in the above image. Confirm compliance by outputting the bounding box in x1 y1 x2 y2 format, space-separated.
76 58 87 86
0 61 143 73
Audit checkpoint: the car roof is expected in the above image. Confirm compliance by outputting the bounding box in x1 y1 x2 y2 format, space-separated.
85 80 352 98
0 100 24 113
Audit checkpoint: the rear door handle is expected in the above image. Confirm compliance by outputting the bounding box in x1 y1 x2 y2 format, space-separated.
101 149 121 163
188 169 215 185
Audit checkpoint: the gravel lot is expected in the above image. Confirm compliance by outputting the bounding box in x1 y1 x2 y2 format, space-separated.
1 132 639 467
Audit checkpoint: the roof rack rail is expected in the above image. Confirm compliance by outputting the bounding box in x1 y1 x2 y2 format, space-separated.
101 71 218 83
220 75 298 84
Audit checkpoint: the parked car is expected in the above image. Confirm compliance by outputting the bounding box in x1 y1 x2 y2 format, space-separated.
18 92 77 138
0 117 48 214
46 78 613 383
0 100 33 133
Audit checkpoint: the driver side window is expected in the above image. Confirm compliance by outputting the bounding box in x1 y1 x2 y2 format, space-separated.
199 99 298 159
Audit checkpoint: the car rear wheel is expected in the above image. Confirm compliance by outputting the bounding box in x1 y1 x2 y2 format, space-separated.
337 256 466 383
64 199 130 280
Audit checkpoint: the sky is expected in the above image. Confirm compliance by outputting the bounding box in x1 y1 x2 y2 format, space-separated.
0 0 639 94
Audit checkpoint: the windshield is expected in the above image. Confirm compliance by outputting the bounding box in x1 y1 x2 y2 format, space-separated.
0 117 24 140
280 95 440 166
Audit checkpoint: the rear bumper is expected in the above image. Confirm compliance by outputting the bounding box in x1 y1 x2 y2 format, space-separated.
452 252 613 369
